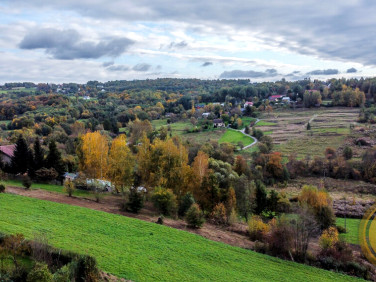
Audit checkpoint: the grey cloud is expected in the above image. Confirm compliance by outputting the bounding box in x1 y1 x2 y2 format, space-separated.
10 0 376 66
346 67 357 73
133 63 151 72
286 71 301 76
107 65 130 72
102 61 114 67
220 68 278 78
306 69 339 75
201 62 213 67
19 28 134 60
168 41 188 49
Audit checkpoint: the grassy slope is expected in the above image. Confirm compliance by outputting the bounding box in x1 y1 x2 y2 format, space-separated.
219 129 255 146
0 194 357 282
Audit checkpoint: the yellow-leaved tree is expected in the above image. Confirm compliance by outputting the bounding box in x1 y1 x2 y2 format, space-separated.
149 137 191 198
80 131 109 179
107 134 134 195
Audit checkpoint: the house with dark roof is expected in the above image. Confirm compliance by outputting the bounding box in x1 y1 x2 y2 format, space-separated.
213 119 225 128
0 144 15 165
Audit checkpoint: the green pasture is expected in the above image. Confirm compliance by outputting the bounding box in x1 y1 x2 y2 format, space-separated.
0 194 358 281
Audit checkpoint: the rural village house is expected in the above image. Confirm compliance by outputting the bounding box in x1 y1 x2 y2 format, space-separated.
0 144 15 165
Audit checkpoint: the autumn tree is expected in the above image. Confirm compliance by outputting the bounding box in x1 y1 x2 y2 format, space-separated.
234 155 247 176
129 119 153 144
298 185 336 229
192 151 209 185
149 137 192 198
266 152 284 180
136 133 152 186
80 131 109 179
107 134 134 196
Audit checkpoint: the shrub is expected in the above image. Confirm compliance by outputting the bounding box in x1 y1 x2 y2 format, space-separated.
22 177 32 190
75 255 99 282
343 146 353 160
227 208 238 226
27 263 53 282
210 203 228 225
125 187 145 213
254 181 267 214
0 183 5 193
267 190 279 212
151 187 177 216
268 217 294 258
252 128 264 140
336 225 347 234
277 192 291 213
63 179 75 197
325 147 336 160
178 192 195 217
315 205 336 230
319 227 339 250
35 168 58 182
185 203 205 228
248 215 269 241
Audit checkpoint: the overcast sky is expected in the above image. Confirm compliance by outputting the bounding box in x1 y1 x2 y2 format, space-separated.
1 0 376 83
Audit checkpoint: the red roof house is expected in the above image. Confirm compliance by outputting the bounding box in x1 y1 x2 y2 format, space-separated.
0 144 15 165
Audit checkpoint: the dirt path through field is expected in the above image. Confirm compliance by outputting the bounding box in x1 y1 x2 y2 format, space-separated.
239 118 260 149
5 186 254 250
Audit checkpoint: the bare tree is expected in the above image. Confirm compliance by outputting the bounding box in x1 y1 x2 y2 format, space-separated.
292 207 319 261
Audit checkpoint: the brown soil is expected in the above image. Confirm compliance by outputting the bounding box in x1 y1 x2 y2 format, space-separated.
5 186 253 250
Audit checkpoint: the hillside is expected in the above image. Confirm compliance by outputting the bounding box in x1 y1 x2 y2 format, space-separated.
0 193 359 281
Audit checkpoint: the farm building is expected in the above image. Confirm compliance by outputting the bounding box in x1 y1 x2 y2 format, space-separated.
268 95 284 102
213 119 225 127
244 101 253 108
0 144 15 165
64 172 78 181
195 103 205 109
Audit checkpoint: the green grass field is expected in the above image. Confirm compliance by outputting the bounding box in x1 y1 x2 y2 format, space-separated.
2 180 93 198
255 120 277 127
219 129 255 146
0 194 358 281
336 218 360 245
152 119 193 136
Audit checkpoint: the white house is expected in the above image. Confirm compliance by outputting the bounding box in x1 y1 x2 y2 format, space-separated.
202 112 211 118
244 101 254 108
282 97 291 103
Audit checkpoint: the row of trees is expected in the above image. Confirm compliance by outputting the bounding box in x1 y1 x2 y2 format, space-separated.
2 135 65 182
